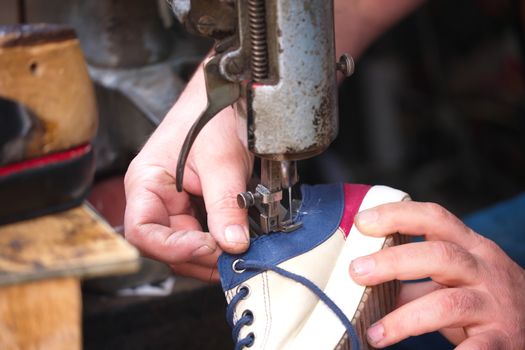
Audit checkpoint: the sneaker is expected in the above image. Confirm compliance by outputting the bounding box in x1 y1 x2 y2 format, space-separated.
218 183 409 350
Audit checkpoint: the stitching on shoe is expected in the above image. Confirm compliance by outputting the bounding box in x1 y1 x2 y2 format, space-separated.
246 183 344 249
339 226 346 240
220 184 346 291
229 260 361 350
262 271 271 349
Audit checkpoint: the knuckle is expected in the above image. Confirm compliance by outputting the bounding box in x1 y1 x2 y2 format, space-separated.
480 237 499 251
208 190 243 213
124 161 139 188
433 241 457 263
423 202 451 221
433 241 477 270
125 223 160 253
477 237 505 260
440 289 481 319
162 230 186 249
473 340 493 350
380 247 402 272
477 332 507 350
124 226 141 248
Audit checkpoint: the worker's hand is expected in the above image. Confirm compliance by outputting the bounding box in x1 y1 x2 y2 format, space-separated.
124 67 253 282
350 202 525 349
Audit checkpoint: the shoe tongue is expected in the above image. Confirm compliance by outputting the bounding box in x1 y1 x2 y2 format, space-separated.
218 183 347 292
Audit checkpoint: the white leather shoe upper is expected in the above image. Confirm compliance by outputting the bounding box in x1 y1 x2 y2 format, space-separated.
220 184 409 350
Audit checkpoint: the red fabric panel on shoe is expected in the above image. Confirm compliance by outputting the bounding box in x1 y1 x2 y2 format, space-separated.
340 184 371 237
0 143 92 177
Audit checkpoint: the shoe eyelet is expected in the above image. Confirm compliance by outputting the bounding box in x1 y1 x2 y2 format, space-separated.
232 259 246 273
245 332 255 348
236 284 251 299
242 310 254 325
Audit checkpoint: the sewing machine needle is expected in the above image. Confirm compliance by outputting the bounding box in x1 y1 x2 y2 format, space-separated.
288 187 293 223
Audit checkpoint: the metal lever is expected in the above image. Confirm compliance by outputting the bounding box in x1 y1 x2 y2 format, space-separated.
176 55 241 192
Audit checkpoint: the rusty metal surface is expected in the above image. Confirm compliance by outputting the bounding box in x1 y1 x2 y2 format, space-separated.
170 0 339 233
248 0 338 159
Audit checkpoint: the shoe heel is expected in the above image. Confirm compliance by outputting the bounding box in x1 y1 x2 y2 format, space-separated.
336 233 408 350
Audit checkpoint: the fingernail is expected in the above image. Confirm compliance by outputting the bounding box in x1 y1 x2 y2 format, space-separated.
192 245 214 257
224 225 249 244
356 209 379 226
350 256 375 276
367 322 385 344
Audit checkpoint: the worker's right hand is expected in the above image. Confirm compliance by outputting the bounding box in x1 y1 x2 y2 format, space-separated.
124 67 253 282
350 202 525 349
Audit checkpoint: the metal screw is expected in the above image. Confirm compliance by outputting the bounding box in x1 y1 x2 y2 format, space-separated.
226 57 243 75
237 191 260 209
197 15 217 36
336 53 355 77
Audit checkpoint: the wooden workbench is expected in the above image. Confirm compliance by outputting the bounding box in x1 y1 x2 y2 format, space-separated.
0 204 139 350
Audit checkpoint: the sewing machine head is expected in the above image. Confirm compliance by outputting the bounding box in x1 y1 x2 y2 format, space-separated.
172 0 353 235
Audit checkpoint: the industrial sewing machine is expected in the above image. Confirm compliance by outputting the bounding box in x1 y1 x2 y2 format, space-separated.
173 0 354 235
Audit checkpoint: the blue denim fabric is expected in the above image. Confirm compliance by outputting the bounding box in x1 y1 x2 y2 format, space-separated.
388 192 525 349
464 192 525 268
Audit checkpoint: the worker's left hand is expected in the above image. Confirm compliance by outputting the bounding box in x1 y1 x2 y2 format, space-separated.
124 67 253 282
350 201 525 349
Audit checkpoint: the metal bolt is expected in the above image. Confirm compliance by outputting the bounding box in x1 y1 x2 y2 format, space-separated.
237 191 259 209
336 53 355 77
197 15 217 36
226 58 243 75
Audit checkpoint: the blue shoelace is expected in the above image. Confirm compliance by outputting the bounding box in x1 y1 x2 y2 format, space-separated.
226 259 361 350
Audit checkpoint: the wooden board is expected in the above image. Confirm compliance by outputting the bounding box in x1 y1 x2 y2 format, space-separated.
0 204 139 287
0 277 81 350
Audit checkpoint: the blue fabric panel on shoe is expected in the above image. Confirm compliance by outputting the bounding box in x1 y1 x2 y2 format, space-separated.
219 183 345 291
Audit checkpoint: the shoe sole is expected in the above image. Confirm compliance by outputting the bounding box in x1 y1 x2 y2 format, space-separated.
335 233 408 350
0 144 95 225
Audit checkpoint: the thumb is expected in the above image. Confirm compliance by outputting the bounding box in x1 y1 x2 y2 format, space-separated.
198 150 251 254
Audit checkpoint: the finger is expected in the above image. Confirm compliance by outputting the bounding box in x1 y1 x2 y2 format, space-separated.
189 248 222 268
125 163 194 218
397 281 443 307
350 241 480 286
195 110 252 254
355 201 482 250
125 162 222 264
125 185 218 263
454 330 507 350
398 286 469 345
366 288 486 348
441 328 468 346
170 263 220 283
128 224 218 265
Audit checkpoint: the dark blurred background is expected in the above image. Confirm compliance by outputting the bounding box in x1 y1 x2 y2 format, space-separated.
1 0 524 349
316 0 525 217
